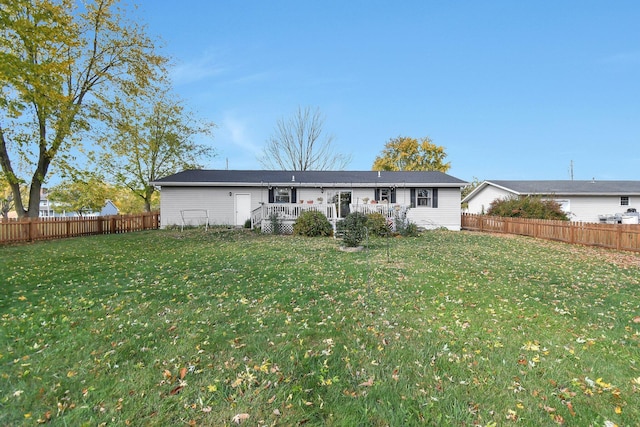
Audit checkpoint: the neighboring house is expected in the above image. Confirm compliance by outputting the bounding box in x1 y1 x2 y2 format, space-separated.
99 200 120 216
151 170 468 231
39 188 67 218
39 189 120 218
462 180 640 223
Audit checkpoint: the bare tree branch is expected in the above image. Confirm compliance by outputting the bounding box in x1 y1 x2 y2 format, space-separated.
258 106 351 171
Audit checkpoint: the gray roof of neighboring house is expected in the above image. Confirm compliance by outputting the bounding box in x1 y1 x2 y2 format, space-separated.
151 169 468 187
463 180 640 202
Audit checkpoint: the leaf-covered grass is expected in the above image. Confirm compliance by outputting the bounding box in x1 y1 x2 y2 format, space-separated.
1 229 639 426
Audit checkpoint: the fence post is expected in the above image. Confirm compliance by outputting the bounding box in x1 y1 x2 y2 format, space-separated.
569 222 575 244
616 226 622 251
29 218 37 241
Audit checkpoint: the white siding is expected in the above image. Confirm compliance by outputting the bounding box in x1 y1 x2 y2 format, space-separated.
406 187 462 230
564 196 637 222
159 185 463 230
466 186 515 214
465 186 638 223
160 186 269 227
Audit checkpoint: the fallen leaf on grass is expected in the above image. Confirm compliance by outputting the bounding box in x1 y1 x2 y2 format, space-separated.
359 377 374 387
232 413 250 424
170 386 183 395
179 367 187 379
564 401 575 416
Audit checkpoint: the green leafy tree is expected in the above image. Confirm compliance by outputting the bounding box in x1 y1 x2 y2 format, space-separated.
487 195 569 220
0 0 166 217
98 83 215 212
259 106 351 171
372 136 450 172
110 185 156 214
48 176 116 216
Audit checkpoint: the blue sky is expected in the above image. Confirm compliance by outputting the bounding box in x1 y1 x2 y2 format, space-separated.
136 1 640 182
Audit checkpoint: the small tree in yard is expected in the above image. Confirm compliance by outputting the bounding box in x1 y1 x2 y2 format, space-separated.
487 195 569 220
293 211 333 237
340 212 368 247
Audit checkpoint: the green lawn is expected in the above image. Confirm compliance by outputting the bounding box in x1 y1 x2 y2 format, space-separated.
1 229 639 426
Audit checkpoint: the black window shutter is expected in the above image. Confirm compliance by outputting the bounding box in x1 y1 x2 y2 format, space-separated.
432 188 438 208
374 188 380 201
268 188 274 203
390 188 396 203
410 188 416 208
291 188 297 203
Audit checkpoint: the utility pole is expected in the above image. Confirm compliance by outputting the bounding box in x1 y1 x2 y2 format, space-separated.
569 160 574 180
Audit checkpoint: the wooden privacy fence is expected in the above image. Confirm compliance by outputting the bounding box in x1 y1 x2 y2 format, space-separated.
0 212 160 244
461 213 640 253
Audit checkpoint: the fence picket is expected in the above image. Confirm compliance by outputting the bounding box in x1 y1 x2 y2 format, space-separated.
461 213 640 253
0 213 160 244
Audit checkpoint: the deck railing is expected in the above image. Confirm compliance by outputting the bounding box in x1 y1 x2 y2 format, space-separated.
251 203 337 229
461 213 640 253
250 202 412 233
349 203 410 218
0 212 160 244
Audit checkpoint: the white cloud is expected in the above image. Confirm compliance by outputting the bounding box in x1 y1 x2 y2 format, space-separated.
170 52 226 86
214 113 264 169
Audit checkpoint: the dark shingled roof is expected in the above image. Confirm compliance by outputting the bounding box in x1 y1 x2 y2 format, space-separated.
152 170 467 187
487 180 640 195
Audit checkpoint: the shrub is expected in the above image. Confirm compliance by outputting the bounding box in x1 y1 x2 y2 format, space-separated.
401 222 420 236
293 210 333 237
340 212 368 247
487 195 569 220
244 218 252 229
394 217 420 237
366 212 390 237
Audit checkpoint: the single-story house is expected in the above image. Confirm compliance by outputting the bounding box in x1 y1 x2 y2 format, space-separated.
462 180 640 223
151 169 468 231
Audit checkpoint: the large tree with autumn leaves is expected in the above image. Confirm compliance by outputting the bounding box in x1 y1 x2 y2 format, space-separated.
0 0 166 217
372 136 451 172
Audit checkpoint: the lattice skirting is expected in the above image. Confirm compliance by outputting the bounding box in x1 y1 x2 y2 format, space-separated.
260 220 295 235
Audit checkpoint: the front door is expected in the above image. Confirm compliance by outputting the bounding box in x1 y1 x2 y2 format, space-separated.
235 194 251 226
331 190 352 218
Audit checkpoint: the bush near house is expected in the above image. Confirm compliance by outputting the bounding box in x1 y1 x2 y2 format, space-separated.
365 212 390 237
487 195 569 220
293 210 333 237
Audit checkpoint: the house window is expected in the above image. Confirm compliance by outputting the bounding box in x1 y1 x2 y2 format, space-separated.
374 188 396 203
621 196 630 206
416 188 432 206
410 188 438 208
274 187 291 203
